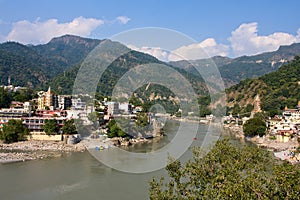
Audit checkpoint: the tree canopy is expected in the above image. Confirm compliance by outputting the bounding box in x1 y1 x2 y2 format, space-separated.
43 119 59 135
62 119 77 135
243 117 266 137
0 119 29 143
107 119 127 138
149 139 300 199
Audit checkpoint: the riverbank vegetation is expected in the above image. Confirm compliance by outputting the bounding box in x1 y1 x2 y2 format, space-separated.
0 119 29 143
149 138 300 199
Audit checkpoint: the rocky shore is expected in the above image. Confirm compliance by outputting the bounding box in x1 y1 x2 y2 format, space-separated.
0 152 53 163
0 141 86 163
224 124 300 163
0 140 86 152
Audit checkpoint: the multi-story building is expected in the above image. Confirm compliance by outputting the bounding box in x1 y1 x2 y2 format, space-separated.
23 116 65 134
37 87 73 110
0 103 31 130
37 87 53 110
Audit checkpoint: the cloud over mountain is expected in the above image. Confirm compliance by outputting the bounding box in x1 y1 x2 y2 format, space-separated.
130 23 300 61
169 38 229 61
229 22 300 57
5 16 130 44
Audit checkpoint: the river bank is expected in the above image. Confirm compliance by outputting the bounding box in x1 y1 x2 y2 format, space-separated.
224 124 300 163
0 140 86 163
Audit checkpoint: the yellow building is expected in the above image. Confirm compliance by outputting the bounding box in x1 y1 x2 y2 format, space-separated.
37 87 53 110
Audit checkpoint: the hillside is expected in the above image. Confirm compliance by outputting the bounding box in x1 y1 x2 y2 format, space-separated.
0 35 101 88
226 56 300 116
170 43 300 87
0 42 49 87
50 42 208 97
33 35 101 73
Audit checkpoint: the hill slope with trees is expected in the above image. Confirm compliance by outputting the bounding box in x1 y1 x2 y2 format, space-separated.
226 56 300 116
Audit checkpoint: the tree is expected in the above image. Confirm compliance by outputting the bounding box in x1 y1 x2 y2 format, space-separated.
149 138 300 199
135 112 149 127
0 119 29 143
0 87 13 108
43 119 59 135
232 103 241 116
243 117 266 137
107 119 127 138
62 119 77 135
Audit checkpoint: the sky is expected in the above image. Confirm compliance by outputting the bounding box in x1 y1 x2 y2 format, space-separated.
1 0 300 60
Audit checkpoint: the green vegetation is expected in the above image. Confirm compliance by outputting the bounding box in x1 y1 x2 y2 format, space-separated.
107 119 127 138
0 87 13 108
43 119 59 135
62 119 77 135
0 35 101 88
227 56 300 116
0 87 35 108
0 119 29 143
243 117 267 137
171 43 300 86
135 112 149 127
149 139 300 199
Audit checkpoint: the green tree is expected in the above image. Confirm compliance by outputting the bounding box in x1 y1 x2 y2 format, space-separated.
43 119 59 135
232 103 241 116
149 138 300 199
243 117 267 137
0 87 13 108
135 112 149 127
107 119 127 138
62 119 77 135
0 119 29 143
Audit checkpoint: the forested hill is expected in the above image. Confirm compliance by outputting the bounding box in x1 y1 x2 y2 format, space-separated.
170 43 300 87
50 47 208 97
226 56 300 116
0 35 101 88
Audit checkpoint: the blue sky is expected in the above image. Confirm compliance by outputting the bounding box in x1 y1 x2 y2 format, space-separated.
1 0 300 59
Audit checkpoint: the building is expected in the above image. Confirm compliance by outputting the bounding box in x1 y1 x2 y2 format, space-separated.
0 101 32 130
119 103 133 114
106 102 119 115
267 101 300 143
37 87 53 110
37 87 72 110
71 98 86 110
282 105 300 122
23 116 65 135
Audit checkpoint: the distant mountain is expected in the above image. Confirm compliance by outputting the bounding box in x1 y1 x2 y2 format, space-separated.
170 43 300 87
226 56 300 116
0 35 101 87
50 41 208 96
33 35 101 73
49 40 208 114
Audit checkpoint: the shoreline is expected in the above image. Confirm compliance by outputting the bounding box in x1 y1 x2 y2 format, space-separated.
0 140 86 163
224 124 300 163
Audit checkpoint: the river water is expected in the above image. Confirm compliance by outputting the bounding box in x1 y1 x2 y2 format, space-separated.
0 120 222 200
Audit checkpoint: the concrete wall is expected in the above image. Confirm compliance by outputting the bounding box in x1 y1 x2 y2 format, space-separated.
27 134 62 141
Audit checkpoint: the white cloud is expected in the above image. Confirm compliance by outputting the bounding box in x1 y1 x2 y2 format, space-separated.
4 16 130 44
116 16 130 24
128 44 170 62
127 23 300 61
229 22 300 57
170 38 229 61
6 17 103 44
128 38 229 62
